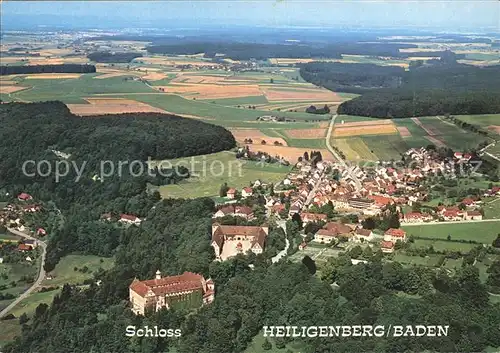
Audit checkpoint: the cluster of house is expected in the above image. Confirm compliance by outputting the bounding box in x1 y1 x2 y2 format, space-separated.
0 193 47 237
224 186 254 200
101 213 142 225
129 270 215 315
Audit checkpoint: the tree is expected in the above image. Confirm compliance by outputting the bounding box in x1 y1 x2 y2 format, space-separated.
302 255 317 275
219 183 229 197
349 245 363 259
492 234 500 248
19 313 28 325
303 151 309 161
262 338 272 350
269 78 274 84
261 140 267 145
291 213 303 229
486 260 500 288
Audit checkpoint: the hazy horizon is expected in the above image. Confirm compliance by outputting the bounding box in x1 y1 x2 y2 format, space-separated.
1 1 499 33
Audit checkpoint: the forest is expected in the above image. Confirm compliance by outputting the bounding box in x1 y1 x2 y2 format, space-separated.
299 62 405 94
302 61 500 117
87 52 143 63
146 42 418 60
0 64 96 76
0 102 235 267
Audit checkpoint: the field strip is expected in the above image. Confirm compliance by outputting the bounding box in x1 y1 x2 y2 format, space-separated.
411 117 440 136
397 126 412 137
424 136 447 147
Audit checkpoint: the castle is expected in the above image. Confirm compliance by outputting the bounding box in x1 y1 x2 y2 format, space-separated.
129 271 214 315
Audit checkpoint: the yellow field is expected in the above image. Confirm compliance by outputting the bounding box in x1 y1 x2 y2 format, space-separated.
248 144 333 162
156 83 263 99
262 88 341 102
333 123 398 137
0 85 29 94
67 98 166 116
284 128 328 139
24 73 82 79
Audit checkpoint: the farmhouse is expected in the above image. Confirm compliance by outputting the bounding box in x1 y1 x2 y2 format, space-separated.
213 205 254 220
354 228 375 242
313 222 352 244
227 188 237 199
465 210 483 221
384 228 407 243
301 212 327 224
17 193 33 201
241 187 253 198
381 240 395 253
119 214 142 225
400 212 433 223
129 271 214 315
211 223 268 261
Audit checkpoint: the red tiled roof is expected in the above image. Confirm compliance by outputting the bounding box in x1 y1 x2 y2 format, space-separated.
212 224 267 249
301 212 327 221
381 241 394 249
18 244 32 251
120 214 139 221
368 195 393 206
356 228 372 236
467 211 482 216
18 193 32 201
227 188 236 194
404 212 423 219
385 228 406 238
242 187 253 193
130 272 205 298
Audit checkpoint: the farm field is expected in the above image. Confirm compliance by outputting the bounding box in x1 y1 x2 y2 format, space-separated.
67 98 167 115
10 74 155 103
156 151 292 199
332 116 492 161
402 220 500 244
43 255 115 287
411 238 478 252
229 128 288 146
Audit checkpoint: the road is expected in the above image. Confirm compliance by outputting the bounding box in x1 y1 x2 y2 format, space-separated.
271 220 290 263
0 228 47 319
402 218 500 226
325 114 362 190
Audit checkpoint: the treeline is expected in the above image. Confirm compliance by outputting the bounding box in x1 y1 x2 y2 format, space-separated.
330 63 500 117
87 52 143 63
0 64 96 76
300 62 405 94
146 42 418 60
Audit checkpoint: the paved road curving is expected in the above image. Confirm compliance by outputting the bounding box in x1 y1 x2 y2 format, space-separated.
0 228 47 318
271 220 290 263
326 114 362 190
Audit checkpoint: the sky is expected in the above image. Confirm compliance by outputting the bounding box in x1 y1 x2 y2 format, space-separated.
1 1 499 32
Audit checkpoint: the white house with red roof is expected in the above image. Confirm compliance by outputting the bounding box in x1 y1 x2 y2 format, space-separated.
23 204 41 213
17 193 33 201
384 228 407 243
465 210 483 221
119 214 142 225
301 212 327 224
241 187 253 198
213 205 254 220
354 228 375 242
226 188 237 199
400 212 433 224
381 240 395 253
211 223 268 261
36 228 47 236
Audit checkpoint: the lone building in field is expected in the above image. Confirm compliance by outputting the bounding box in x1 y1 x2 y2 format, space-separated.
129 271 214 315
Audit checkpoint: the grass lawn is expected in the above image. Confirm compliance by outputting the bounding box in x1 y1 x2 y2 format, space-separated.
393 253 442 267
0 262 39 298
0 320 22 348
483 197 500 219
402 221 500 244
361 135 408 161
332 137 377 161
412 238 478 252
0 232 21 242
43 255 114 287
156 151 291 199
285 138 327 149
443 258 463 270
9 288 60 318
336 115 378 123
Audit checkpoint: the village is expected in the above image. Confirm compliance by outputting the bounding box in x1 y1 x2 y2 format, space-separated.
2 146 500 316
